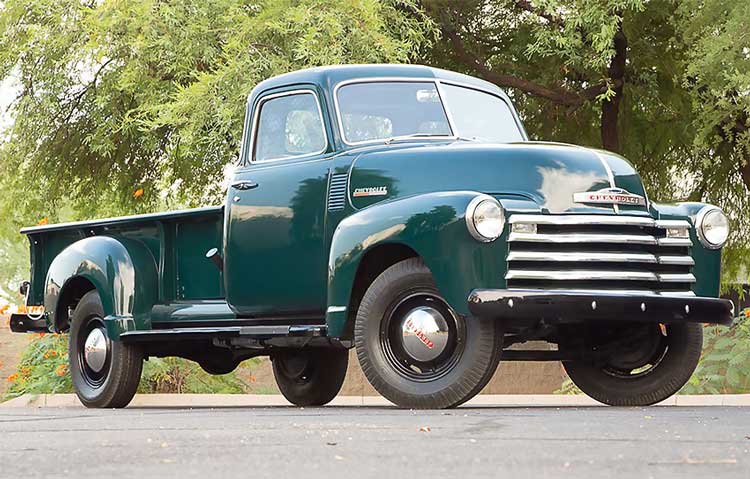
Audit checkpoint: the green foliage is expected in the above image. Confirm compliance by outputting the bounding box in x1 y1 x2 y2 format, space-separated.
3 333 251 399
682 310 750 394
138 357 249 394
4 333 71 398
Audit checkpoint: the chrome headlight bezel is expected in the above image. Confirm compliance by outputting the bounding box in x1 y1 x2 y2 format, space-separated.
466 195 505 242
695 206 729 250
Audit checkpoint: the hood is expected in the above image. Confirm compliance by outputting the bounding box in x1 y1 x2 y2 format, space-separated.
347 141 650 215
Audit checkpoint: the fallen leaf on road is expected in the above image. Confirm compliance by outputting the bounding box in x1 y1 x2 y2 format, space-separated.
326 442 337 446
419 426 431 432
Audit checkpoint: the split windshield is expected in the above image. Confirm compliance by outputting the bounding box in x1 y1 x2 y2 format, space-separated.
336 81 524 144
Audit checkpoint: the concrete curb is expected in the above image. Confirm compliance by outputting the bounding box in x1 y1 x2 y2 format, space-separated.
2 393 749 408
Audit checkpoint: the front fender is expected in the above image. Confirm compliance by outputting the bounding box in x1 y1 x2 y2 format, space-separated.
653 201 723 297
44 236 158 338
326 191 507 337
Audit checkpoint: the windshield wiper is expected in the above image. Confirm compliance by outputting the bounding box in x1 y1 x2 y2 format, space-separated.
384 133 479 144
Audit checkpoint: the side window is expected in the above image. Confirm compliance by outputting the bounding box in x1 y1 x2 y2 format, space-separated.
254 92 326 162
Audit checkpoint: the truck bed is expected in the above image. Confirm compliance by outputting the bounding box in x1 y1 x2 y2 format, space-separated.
21 206 225 306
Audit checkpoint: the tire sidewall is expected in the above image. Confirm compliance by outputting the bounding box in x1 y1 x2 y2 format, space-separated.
564 322 703 405
355 259 499 407
69 291 142 407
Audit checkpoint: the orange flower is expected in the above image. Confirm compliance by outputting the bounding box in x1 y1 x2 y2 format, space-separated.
44 353 50 359
744 308 750 319
133 187 144 199
0 304 9 315
37 217 49 225
50 350 58 357
6 373 18 382
20 367 31 376
37 332 46 338
55 364 67 377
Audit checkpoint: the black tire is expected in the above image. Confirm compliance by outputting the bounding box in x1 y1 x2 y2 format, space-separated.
355 258 501 409
563 322 703 406
69 290 143 408
272 348 348 406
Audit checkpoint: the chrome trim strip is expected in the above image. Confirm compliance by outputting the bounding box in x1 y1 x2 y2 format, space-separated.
508 232 658 245
326 306 347 313
657 256 695 266
506 251 658 263
505 288 696 297
657 273 697 283
509 214 656 227
508 214 691 229
505 270 659 281
657 237 693 247
249 89 328 164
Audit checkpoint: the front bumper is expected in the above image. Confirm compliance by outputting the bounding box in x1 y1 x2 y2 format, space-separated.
468 289 734 325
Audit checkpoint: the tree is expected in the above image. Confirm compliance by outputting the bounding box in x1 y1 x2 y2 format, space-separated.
0 0 434 296
422 0 749 284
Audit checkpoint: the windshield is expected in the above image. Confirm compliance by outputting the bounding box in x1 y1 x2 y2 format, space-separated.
336 81 524 144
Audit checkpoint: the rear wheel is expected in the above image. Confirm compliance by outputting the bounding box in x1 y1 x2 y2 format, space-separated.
563 322 702 406
272 348 348 406
355 258 501 409
69 290 143 408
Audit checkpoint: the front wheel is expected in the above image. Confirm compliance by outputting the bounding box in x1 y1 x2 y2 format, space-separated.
271 348 348 406
563 322 703 406
355 258 501 409
69 290 143 408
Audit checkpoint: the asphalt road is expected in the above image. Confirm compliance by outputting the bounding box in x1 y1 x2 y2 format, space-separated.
1 406 748 478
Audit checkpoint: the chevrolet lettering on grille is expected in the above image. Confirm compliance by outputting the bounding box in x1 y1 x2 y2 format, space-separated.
573 187 646 206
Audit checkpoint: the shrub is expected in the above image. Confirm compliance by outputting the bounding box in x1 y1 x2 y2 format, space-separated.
4 333 251 399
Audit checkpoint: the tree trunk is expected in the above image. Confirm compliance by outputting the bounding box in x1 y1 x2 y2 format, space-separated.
601 25 627 152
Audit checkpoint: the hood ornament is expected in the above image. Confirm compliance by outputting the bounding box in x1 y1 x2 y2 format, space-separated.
573 187 646 206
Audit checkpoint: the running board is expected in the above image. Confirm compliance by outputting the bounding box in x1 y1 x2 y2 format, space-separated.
120 324 327 343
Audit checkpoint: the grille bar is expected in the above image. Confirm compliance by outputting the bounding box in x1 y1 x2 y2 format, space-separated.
509 232 658 245
507 251 659 263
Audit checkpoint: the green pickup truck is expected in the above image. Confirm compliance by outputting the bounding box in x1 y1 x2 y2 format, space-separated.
10 64 733 409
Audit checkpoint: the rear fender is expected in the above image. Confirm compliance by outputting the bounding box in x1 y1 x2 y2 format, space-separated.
326 191 507 337
44 236 158 338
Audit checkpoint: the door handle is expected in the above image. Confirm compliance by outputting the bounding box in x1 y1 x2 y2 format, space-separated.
231 180 258 191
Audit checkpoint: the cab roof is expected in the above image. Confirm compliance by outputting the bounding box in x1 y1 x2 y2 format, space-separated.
249 64 506 102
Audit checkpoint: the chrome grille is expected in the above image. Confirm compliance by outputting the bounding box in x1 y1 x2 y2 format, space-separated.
506 215 695 295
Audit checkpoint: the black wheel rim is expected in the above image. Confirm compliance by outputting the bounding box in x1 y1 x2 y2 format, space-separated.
76 316 111 388
380 292 465 382
277 353 315 385
601 323 669 379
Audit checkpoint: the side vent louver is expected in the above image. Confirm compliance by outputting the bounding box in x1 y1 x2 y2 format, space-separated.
327 173 348 211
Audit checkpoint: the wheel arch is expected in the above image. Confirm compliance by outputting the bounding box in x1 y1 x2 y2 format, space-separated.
44 236 158 338
326 191 508 338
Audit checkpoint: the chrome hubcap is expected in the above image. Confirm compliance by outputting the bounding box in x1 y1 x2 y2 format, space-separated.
399 306 450 362
83 328 108 373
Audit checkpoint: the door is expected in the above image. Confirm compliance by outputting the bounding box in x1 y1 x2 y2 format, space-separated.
225 88 331 316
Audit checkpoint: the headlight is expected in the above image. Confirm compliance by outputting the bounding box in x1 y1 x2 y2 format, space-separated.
466 196 504 242
696 206 729 249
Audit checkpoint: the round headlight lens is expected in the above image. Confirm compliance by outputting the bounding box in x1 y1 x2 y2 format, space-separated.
697 207 729 249
467 197 505 242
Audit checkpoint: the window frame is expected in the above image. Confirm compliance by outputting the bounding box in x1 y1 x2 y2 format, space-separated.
333 77 528 147
250 88 329 164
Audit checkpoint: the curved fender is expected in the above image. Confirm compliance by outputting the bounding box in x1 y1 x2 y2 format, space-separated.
326 191 508 337
44 236 158 338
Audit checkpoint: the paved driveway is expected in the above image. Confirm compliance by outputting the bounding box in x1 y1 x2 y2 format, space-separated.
1 406 748 478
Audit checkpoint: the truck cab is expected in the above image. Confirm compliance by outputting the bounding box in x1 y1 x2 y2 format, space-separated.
11 65 734 409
